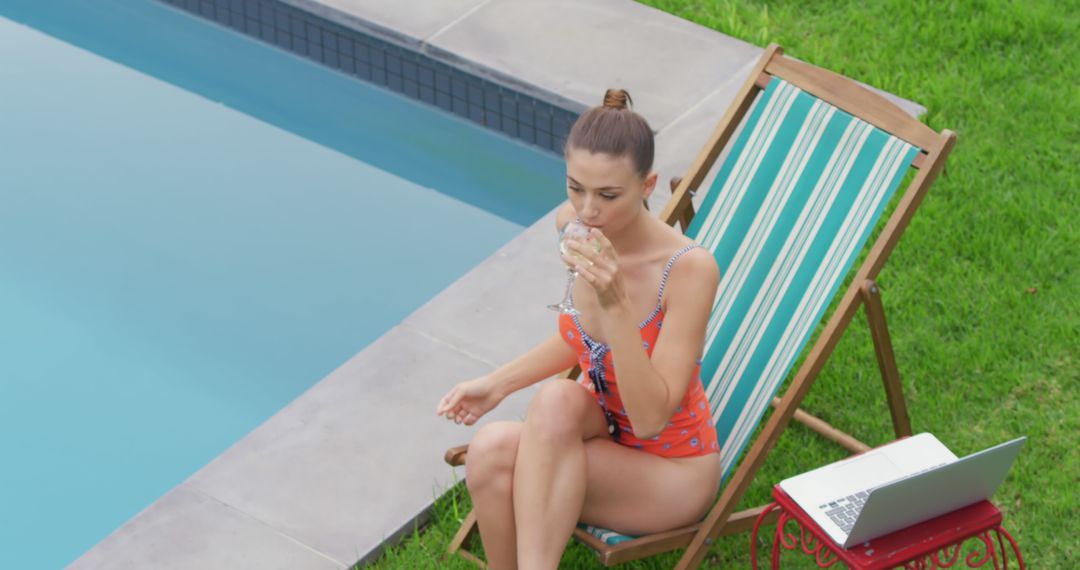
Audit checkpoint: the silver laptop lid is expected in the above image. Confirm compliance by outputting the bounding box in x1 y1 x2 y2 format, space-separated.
844 436 1026 547
779 433 953 500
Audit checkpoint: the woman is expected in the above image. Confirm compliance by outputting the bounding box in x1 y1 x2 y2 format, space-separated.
436 89 721 570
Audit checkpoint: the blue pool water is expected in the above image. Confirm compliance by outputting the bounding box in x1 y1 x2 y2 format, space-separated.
0 1 563 567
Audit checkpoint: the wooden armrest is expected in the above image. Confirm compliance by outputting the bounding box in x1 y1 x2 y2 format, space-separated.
445 444 469 467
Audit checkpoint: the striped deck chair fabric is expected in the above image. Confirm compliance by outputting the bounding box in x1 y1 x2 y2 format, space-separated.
579 76 918 546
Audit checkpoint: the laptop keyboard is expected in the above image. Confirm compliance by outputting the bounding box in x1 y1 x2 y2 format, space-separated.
819 490 870 533
816 462 949 534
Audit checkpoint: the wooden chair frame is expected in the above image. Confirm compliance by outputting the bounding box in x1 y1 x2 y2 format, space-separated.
442 44 956 568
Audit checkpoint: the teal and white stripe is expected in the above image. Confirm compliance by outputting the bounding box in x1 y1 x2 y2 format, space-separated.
706 120 875 434
688 77 917 479
570 77 916 547
576 523 635 546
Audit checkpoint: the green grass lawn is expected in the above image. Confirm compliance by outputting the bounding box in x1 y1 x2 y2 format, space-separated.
367 0 1078 567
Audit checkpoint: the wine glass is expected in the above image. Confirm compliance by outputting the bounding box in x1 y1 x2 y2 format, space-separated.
548 220 593 314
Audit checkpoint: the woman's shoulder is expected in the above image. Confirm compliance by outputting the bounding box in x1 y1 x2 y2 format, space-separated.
656 226 718 289
668 244 718 280
652 222 713 267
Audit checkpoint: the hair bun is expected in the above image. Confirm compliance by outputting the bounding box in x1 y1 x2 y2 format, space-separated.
602 88 633 110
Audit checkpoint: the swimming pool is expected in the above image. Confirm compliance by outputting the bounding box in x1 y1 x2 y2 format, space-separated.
0 1 564 567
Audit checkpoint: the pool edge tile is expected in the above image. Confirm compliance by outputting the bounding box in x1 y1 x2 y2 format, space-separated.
423 0 764 132
181 324 541 567
69 484 342 570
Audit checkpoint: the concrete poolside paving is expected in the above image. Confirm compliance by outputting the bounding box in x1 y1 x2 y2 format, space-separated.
73 1 924 568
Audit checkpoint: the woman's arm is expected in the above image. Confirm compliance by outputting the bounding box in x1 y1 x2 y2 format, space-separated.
574 238 719 439
437 333 580 425
621 248 718 436
488 332 581 400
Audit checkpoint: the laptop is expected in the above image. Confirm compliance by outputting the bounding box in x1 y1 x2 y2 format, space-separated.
779 433 1026 548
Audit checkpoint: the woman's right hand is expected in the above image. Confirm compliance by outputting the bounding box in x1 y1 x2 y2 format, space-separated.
435 375 504 426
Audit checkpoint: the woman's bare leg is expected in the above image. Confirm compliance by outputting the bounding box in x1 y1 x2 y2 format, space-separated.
466 421 524 570
578 438 721 536
512 380 608 570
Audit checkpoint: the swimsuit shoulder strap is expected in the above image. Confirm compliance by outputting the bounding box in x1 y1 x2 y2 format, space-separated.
655 243 703 308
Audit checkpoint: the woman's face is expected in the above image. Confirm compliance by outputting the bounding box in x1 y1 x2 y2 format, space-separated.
565 148 656 235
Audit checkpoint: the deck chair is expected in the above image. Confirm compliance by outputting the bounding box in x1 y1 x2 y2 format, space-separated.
442 44 955 568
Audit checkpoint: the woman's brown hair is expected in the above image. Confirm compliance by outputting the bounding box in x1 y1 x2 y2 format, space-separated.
565 89 654 179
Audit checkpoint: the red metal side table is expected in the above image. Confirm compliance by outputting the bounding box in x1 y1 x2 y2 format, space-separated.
751 486 1024 569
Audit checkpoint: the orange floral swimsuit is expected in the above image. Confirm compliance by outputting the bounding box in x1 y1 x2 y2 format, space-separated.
558 244 720 459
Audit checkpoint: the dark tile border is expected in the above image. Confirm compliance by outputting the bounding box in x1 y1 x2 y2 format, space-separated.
159 0 577 154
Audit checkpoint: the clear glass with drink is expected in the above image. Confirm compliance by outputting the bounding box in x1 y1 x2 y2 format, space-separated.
548 220 598 314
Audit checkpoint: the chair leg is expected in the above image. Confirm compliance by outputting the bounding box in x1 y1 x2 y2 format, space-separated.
446 508 486 568
860 280 913 438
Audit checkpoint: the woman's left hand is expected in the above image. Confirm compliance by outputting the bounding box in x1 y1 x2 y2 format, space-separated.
564 229 628 310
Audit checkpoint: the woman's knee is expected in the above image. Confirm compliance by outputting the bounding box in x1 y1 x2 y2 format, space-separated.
466 422 521 490
525 380 592 441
